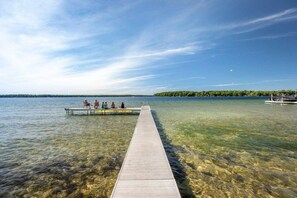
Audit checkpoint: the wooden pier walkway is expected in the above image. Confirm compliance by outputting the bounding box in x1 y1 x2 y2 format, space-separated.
111 106 181 198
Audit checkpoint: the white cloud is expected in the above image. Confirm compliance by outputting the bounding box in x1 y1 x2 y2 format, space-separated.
173 76 206 82
207 79 297 88
200 8 297 34
121 46 196 59
0 0 202 94
2 1 293 94
234 8 297 34
241 31 297 41
244 8 297 26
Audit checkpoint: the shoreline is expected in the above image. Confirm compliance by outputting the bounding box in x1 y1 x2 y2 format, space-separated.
0 94 153 98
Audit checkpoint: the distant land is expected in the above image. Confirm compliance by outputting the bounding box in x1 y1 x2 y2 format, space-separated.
0 94 152 98
0 90 296 98
154 90 296 97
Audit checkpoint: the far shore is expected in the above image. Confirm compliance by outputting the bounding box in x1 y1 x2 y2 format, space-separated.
0 94 152 98
154 90 296 97
1 89 296 98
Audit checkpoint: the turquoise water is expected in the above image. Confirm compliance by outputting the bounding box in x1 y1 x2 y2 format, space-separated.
0 97 297 197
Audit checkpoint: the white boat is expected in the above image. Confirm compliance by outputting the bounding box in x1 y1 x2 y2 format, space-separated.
265 94 297 104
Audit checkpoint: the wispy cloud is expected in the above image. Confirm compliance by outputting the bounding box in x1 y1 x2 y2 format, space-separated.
0 0 205 94
234 8 297 34
122 46 196 59
243 8 297 25
68 45 196 71
208 79 297 88
201 8 297 34
241 31 297 41
1 1 296 94
174 76 206 82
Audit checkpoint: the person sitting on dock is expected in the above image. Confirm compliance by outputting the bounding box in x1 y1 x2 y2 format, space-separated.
111 102 115 109
120 102 125 108
104 102 108 109
94 100 99 109
83 99 90 108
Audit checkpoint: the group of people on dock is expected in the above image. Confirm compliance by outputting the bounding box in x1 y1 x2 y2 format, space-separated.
83 99 125 109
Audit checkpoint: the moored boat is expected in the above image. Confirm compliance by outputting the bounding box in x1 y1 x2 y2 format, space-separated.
265 94 297 104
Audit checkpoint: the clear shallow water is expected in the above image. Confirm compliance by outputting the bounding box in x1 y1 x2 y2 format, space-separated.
0 97 140 197
0 97 297 197
151 98 297 197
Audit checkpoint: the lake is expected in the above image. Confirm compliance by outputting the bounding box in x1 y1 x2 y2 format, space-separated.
0 97 296 197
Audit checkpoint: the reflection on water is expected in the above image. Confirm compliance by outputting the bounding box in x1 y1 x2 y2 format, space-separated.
0 97 297 197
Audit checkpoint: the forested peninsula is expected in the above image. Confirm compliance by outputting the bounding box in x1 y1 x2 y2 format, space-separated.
154 90 296 97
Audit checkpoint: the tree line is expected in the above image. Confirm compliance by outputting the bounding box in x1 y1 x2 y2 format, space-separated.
0 94 151 98
154 90 296 97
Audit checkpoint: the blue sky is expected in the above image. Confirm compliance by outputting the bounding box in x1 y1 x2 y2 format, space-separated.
0 0 296 94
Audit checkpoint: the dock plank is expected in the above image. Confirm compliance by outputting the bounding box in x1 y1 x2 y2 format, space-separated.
111 106 181 198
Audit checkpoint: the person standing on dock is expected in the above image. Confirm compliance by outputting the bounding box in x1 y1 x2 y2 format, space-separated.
111 102 115 109
120 102 125 108
101 102 104 109
94 100 99 109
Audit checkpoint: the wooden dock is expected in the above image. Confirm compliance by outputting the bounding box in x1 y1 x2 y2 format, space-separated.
111 106 181 198
64 107 141 115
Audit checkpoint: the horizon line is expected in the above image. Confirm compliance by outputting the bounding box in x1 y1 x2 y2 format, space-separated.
1 89 296 97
